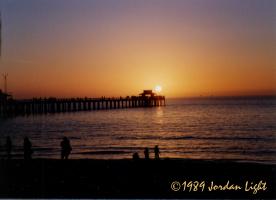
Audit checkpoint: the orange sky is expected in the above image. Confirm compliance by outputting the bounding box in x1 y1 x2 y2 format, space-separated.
0 0 275 98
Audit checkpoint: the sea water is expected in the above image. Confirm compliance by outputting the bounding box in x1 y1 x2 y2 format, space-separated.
0 97 275 163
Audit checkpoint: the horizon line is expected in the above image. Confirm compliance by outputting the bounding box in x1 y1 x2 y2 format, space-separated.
7 94 276 100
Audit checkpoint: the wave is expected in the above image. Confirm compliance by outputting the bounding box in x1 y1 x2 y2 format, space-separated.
76 150 129 155
164 135 275 142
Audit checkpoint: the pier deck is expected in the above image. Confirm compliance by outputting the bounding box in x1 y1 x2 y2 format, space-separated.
0 95 165 116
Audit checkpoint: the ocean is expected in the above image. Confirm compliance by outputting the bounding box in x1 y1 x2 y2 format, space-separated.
0 97 275 163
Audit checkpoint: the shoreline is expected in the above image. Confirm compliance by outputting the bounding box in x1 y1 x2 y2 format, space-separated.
1 156 275 165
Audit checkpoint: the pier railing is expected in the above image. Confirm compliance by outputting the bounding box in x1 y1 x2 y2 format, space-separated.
0 96 165 116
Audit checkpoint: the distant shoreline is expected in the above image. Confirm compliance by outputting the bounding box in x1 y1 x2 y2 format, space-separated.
167 95 276 100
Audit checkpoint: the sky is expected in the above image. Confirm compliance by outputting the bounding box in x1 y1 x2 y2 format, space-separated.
0 0 275 98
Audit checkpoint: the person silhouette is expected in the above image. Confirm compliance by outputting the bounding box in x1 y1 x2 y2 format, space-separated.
144 147 149 160
154 145 160 160
6 136 12 159
24 137 33 160
60 137 72 159
132 152 140 160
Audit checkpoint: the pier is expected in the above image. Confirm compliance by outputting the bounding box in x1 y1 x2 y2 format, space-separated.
0 90 165 116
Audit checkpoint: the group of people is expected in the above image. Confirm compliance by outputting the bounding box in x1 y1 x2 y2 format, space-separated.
133 145 160 160
3 136 161 160
4 136 34 160
3 136 72 160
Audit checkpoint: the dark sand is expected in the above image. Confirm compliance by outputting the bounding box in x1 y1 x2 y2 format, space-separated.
0 159 275 199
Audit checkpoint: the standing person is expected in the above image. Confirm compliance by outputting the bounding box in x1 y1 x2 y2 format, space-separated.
132 152 140 160
24 137 33 160
144 147 149 160
154 145 160 160
6 136 12 159
60 137 72 159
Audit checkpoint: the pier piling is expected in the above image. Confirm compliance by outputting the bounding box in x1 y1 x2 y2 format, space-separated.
0 90 165 117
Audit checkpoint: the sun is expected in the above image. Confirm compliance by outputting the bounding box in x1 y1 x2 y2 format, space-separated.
154 85 162 93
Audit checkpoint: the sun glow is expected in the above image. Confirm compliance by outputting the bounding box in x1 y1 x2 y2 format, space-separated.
154 85 162 93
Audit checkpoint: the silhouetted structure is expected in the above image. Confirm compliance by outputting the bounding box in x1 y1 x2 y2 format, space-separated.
0 11 2 58
144 147 149 160
154 145 160 160
6 136 12 159
0 90 12 116
0 90 165 117
132 152 140 160
61 137 72 159
24 137 33 160
0 90 10 101
2 73 8 94
139 90 156 97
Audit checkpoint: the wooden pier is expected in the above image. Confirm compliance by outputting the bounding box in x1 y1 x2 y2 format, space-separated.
0 90 165 116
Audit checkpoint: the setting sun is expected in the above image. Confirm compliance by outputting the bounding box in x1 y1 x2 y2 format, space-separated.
154 85 162 93
0 0 275 99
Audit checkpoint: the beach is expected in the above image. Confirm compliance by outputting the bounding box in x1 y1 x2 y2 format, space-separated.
0 159 275 199
1 0 275 199
0 98 275 199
